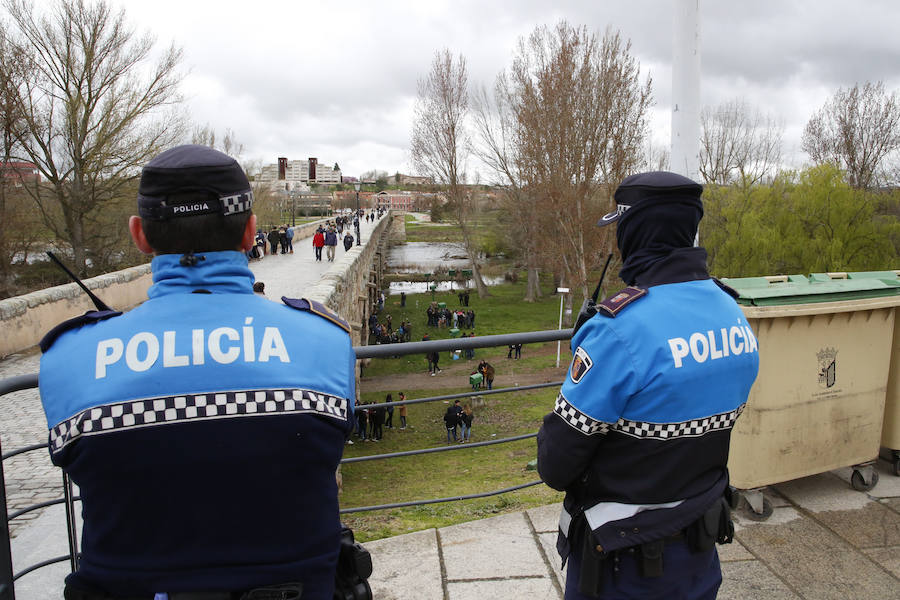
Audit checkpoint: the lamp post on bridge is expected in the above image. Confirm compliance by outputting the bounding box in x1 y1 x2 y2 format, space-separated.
354 182 361 246
556 287 570 368
290 190 296 227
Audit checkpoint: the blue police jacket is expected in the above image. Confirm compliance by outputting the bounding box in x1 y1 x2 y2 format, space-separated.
538 268 758 554
39 251 355 598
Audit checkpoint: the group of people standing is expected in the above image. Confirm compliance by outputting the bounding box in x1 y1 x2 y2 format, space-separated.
427 302 475 329
249 224 294 259
443 399 474 443
369 313 412 344
353 392 409 442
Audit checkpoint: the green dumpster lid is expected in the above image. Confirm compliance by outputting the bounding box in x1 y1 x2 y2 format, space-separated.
720 273 900 306
808 270 900 284
438 302 447 308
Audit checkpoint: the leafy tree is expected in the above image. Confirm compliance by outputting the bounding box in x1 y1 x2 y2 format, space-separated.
784 165 897 271
702 165 899 277
374 177 388 192
2 0 184 275
333 162 340 172
802 82 900 190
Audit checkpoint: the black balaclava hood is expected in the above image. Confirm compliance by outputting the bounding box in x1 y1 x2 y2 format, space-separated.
601 172 705 286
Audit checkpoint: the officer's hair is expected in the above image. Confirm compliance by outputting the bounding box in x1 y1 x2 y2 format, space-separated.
141 192 251 254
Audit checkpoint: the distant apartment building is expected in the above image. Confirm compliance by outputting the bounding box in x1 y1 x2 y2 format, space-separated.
257 157 342 191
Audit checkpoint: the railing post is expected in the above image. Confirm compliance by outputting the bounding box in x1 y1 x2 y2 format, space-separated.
0 437 16 600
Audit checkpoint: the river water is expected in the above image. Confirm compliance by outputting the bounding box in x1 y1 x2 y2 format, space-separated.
385 241 505 295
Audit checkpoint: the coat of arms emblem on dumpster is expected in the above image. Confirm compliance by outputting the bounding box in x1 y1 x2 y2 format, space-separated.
817 347 837 388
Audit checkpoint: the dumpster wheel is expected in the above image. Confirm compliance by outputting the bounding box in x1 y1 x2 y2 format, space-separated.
850 467 879 492
738 490 773 521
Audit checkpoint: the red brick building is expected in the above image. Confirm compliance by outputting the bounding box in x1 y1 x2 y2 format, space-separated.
0 161 40 185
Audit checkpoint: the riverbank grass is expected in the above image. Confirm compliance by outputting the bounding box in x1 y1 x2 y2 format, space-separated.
344 280 572 542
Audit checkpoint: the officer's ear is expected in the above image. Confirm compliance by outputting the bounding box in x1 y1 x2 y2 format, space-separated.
240 214 258 251
129 216 155 255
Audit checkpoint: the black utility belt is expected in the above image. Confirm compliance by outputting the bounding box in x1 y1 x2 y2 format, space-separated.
577 498 734 597
64 583 303 600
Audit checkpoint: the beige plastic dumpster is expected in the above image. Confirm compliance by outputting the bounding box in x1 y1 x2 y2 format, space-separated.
812 271 900 477
722 274 900 517
885 308 900 475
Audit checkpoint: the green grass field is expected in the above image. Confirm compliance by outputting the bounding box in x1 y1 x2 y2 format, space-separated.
342 278 572 542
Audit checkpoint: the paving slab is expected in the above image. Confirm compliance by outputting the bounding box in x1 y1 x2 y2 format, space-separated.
775 472 874 512
365 528 442 600
735 506 899 599
862 545 900 579
718 560 800 599
537 532 566 591
9 503 71 599
447 577 559 600
716 538 755 562
884 497 900 514
809 501 900 549
438 512 547 580
526 503 562 534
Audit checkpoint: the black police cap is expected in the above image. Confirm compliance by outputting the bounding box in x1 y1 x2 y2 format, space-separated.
137 145 253 221
598 171 703 226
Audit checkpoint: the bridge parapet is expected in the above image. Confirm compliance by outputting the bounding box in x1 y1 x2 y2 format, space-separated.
0 215 390 359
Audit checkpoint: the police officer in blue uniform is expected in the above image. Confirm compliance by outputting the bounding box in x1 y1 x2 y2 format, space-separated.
537 171 759 599
39 145 355 599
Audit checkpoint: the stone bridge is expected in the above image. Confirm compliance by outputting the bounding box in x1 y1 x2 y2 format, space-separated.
0 211 407 359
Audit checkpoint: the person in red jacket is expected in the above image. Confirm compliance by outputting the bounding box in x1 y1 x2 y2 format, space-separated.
312 227 325 261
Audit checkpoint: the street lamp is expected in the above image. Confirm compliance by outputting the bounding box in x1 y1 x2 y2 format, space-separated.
556 287 570 368
290 190 296 227
354 182 361 245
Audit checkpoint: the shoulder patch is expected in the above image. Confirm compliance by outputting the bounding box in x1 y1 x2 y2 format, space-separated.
40 310 123 353
282 297 351 333
712 278 740 299
597 286 647 318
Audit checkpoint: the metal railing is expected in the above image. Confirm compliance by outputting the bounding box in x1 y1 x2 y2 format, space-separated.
0 328 573 597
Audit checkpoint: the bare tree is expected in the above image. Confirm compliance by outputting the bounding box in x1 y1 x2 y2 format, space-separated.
483 22 651 303
472 84 545 301
410 49 489 297
699 99 783 187
191 123 244 159
3 0 184 275
802 81 900 190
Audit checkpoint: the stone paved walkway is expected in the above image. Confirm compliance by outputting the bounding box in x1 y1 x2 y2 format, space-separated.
364 463 900 599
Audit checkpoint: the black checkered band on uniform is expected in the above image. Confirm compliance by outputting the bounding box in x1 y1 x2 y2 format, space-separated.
138 188 254 220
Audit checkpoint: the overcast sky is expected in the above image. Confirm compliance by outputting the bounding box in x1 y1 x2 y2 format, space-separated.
93 0 900 179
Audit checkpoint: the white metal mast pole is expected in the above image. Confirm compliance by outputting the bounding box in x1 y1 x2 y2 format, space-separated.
671 0 701 183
